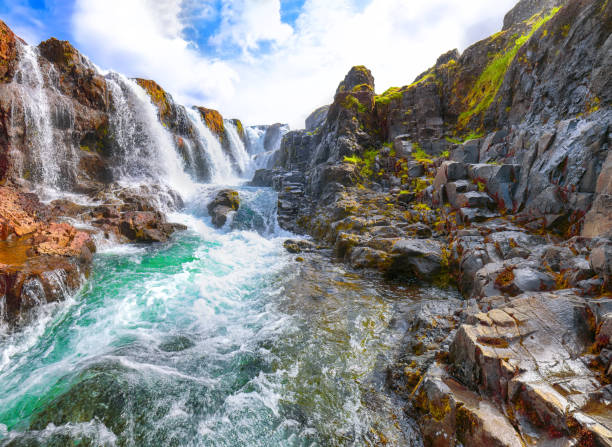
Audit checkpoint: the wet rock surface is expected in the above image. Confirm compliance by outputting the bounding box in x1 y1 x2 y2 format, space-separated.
0 187 94 325
207 189 240 228
254 0 612 443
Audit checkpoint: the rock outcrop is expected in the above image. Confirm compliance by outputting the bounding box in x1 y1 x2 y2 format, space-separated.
255 0 612 443
207 189 240 228
0 187 95 325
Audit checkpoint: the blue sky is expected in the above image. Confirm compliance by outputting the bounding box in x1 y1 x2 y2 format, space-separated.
0 0 517 128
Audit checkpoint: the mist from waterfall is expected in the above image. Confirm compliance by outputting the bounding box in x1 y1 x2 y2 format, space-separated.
245 124 289 170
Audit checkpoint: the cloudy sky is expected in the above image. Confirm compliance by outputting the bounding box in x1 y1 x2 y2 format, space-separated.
0 0 517 128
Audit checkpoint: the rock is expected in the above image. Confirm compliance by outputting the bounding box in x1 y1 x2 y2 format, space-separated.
502 0 566 30
207 189 240 228
369 225 405 238
388 238 446 280
451 138 481 164
453 191 495 209
583 150 612 238
450 290 608 441
196 107 225 142
250 169 275 187
445 180 478 208
0 187 94 325
118 211 170 242
403 223 433 238
305 105 329 131
433 161 468 204
283 239 315 254
0 19 18 83
467 164 521 211
392 135 414 158
348 246 390 270
415 365 524 447
590 243 612 290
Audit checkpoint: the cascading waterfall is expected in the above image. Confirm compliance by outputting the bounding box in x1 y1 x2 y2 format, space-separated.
185 108 236 184
11 44 63 188
105 73 195 197
245 124 289 170
224 120 252 177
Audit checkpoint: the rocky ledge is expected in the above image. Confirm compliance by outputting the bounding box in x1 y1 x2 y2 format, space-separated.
0 184 187 327
0 187 94 325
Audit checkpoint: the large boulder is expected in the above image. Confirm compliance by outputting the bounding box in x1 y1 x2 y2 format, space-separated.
207 189 240 228
388 238 446 280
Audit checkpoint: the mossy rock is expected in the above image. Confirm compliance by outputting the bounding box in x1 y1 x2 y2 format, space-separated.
135 78 173 123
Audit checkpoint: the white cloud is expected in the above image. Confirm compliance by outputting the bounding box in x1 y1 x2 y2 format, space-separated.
70 0 518 129
210 0 294 58
71 0 238 109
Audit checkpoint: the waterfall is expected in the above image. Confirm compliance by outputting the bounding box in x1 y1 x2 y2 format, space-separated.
245 124 289 170
224 121 251 177
185 108 235 184
12 44 65 188
245 126 266 155
105 73 195 197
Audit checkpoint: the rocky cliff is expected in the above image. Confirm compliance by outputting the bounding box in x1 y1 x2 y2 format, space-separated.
259 0 612 444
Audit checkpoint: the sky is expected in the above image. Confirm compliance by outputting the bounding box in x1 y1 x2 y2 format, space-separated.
0 0 518 128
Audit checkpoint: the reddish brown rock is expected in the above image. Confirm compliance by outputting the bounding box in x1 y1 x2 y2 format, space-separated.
0 186 94 324
196 107 225 142
0 19 18 83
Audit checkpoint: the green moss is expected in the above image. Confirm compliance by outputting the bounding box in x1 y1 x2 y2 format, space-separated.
457 7 561 129
411 143 433 164
374 87 402 106
352 83 373 92
406 73 435 90
445 131 484 145
342 95 367 114
80 145 90 152
343 149 379 179
343 155 362 164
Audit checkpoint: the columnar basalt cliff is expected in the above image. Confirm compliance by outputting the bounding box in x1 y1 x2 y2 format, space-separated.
255 0 612 444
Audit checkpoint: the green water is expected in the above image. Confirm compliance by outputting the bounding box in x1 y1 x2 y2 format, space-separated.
0 187 430 446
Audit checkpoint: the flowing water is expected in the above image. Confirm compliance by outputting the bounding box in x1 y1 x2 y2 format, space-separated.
224 121 251 178
11 44 63 188
185 109 236 184
0 47 439 446
0 185 432 446
105 73 195 198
